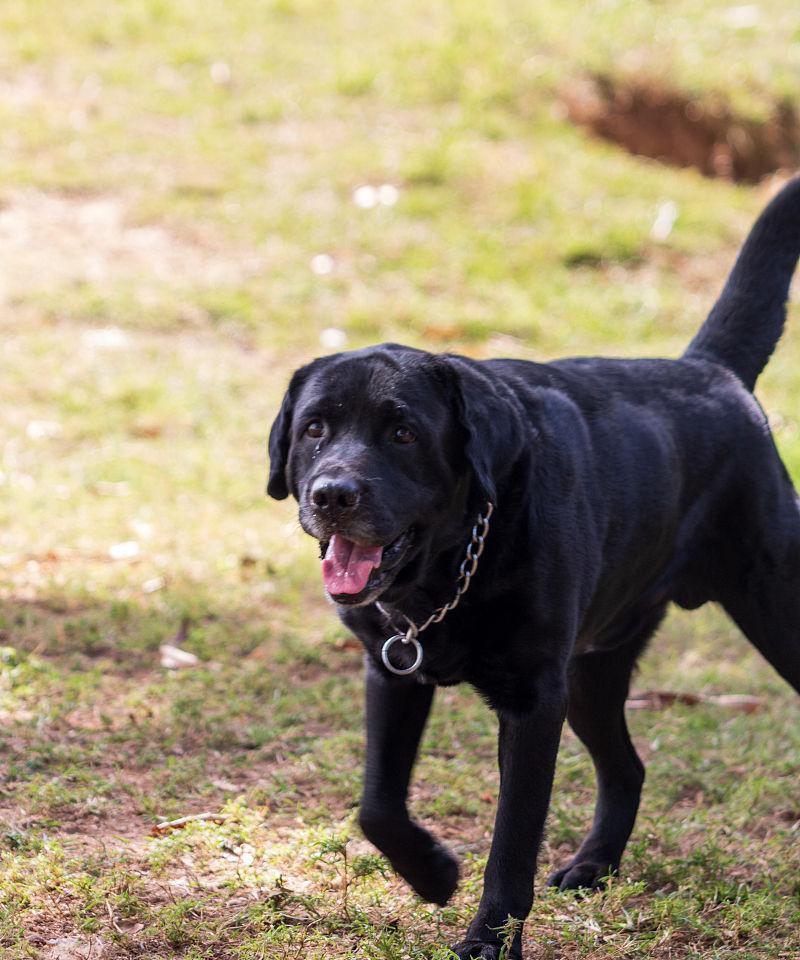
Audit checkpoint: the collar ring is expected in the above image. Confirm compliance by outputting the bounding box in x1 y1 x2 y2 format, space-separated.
381 632 424 676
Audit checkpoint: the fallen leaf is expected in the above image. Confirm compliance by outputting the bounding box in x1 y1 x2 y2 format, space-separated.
352 184 378 208
210 60 231 85
651 199 678 241
378 183 399 206
159 644 199 669
130 420 163 438
26 420 61 440
82 327 129 349
320 327 347 349
334 635 361 651
92 480 131 497
172 614 190 646
310 253 334 275
108 540 139 561
211 778 238 792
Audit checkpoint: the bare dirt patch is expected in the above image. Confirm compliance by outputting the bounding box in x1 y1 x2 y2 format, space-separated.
43 936 109 960
0 190 262 303
563 76 800 183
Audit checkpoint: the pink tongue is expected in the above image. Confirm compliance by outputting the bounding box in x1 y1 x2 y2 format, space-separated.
322 535 383 595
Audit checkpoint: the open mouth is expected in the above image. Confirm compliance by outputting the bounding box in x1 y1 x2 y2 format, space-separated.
319 528 414 604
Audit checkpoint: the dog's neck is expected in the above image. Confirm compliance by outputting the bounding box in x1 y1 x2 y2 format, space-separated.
375 499 494 635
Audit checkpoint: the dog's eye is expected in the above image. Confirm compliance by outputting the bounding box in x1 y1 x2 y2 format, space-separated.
305 420 324 438
392 425 416 444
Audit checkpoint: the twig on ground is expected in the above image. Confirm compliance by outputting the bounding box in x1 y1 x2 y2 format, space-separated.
626 689 763 712
150 812 228 836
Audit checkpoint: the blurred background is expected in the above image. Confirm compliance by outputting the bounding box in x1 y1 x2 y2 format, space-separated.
1 2 799 958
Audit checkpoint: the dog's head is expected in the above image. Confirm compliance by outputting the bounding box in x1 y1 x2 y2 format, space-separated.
267 344 522 606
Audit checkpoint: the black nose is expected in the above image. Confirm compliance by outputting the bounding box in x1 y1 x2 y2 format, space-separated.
310 476 361 516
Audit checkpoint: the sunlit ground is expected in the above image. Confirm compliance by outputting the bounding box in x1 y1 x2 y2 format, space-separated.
1 2 799 957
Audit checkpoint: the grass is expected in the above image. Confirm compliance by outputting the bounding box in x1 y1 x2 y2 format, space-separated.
1 1 799 957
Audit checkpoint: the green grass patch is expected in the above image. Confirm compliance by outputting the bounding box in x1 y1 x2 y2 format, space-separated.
0 0 799 957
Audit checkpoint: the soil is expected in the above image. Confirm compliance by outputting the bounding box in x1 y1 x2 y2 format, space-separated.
0 189 259 304
563 75 800 183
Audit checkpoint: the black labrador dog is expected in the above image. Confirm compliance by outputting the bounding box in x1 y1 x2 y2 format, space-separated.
267 177 800 958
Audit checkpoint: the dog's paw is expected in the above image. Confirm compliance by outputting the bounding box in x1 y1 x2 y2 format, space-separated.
449 939 520 959
547 858 614 892
401 842 459 906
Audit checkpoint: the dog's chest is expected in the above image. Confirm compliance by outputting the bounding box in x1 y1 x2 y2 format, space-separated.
357 600 546 704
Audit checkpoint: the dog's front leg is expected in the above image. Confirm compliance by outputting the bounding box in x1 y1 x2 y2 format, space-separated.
453 672 567 960
358 660 459 906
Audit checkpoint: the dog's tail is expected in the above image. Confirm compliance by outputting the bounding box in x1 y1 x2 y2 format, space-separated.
684 175 800 391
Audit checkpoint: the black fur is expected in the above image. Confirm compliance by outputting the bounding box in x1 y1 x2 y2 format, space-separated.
267 177 800 959
686 176 800 389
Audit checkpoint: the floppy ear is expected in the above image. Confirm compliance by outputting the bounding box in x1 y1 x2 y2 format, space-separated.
432 355 527 504
267 385 295 500
267 357 332 500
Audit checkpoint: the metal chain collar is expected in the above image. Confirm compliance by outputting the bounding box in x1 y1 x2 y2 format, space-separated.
377 501 494 676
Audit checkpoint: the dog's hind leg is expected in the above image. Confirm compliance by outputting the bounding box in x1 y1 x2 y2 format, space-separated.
717 492 800 696
548 604 666 891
